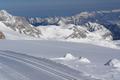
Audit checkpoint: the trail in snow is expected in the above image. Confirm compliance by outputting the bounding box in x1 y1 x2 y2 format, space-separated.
0 54 63 80
0 50 101 80
0 63 30 80
0 51 71 80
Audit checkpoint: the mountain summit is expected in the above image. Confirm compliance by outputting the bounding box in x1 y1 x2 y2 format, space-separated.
0 10 14 22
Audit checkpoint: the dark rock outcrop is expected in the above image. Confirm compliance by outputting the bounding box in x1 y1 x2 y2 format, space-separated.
0 31 5 39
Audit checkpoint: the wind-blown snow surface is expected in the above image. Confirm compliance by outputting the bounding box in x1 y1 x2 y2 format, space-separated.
0 40 120 80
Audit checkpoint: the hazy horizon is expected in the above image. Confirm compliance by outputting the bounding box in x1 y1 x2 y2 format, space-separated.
0 0 120 17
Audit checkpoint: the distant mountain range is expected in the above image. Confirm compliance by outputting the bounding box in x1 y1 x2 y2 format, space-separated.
0 9 120 41
27 9 120 40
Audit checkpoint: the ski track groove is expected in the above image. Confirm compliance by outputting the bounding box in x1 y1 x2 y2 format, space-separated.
3 51 81 79
0 63 30 80
0 51 76 80
0 50 102 80
0 55 69 80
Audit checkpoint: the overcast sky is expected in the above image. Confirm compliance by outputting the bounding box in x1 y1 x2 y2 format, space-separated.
0 0 120 17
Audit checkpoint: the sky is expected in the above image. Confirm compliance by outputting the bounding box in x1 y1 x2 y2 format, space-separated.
0 0 120 17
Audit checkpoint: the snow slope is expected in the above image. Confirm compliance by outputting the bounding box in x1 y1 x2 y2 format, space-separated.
0 10 41 39
37 24 119 49
0 40 120 80
37 22 112 41
0 50 101 80
0 22 39 40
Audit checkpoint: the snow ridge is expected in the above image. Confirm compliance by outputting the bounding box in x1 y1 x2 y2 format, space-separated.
52 53 91 64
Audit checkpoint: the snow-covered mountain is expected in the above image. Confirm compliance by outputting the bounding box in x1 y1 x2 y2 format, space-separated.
0 10 41 39
28 9 120 40
0 9 120 48
0 9 119 40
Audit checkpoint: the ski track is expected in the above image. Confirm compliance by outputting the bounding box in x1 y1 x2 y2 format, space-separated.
0 63 30 80
0 50 102 80
0 52 67 80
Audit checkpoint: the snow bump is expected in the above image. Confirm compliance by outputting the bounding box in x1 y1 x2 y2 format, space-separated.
105 59 120 68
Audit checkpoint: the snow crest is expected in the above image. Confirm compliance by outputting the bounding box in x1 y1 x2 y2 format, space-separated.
64 53 76 60
78 57 91 63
